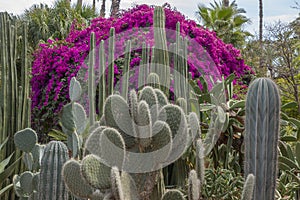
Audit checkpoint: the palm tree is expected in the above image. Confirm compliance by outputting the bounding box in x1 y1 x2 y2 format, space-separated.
259 0 263 69
196 0 251 48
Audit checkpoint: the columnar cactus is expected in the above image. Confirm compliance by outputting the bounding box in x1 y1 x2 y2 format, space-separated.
245 78 280 200
38 141 69 200
151 6 170 94
0 13 31 194
241 174 255 200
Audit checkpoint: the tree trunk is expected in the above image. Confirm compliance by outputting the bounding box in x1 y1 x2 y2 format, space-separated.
110 0 121 18
259 0 264 69
76 0 83 10
93 0 96 12
223 0 229 7
100 0 106 17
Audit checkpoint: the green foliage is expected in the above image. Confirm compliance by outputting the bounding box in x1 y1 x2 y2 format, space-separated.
196 0 252 47
203 168 244 199
23 0 97 48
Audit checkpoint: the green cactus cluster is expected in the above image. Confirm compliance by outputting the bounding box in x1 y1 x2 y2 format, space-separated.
0 11 31 199
13 129 69 199
2 3 285 200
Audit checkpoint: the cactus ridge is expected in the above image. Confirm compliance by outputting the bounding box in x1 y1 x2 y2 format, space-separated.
245 78 280 200
38 141 69 200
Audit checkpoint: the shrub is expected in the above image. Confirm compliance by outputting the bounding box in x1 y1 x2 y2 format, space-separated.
31 4 253 137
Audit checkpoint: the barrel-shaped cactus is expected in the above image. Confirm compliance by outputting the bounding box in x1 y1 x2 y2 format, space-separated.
39 141 69 200
245 78 280 200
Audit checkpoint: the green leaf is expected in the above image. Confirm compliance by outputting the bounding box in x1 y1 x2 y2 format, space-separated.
288 117 300 128
229 100 245 110
224 73 235 85
0 184 13 197
200 103 216 112
280 135 298 142
295 143 300 166
281 112 289 121
286 170 300 184
48 129 67 141
217 106 226 123
0 156 21 182
0 153 14 173
278 162 291 171
278 156 299 170
0 137 9 152
281 101 298 110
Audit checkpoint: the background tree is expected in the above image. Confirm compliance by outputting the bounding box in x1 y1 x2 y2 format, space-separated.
263 21 300 115
196 0 252 48
110 0 121 17
23 0 97 49
100 0 106 17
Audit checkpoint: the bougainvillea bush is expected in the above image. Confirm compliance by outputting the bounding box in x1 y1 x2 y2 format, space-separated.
31 4 253 138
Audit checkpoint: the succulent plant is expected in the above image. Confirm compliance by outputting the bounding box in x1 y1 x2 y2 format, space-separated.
245 78 280 200
38 141 69 200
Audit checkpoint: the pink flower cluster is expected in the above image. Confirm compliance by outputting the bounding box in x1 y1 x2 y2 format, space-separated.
31 4 253 132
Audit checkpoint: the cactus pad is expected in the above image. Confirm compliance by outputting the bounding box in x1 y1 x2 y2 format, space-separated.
81 154 112 190
63 159 94 198
14 128 38 152
161 189 185 200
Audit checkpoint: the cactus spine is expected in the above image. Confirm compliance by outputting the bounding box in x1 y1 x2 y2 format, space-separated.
38 141 69 200
245 78 280 200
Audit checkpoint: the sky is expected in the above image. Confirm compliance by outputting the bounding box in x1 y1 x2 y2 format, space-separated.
0 0 299 34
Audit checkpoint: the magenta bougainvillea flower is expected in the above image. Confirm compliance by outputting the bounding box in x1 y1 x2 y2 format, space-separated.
31 4 253 133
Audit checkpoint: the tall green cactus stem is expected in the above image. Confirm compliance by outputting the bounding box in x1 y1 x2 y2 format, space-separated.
241 174 255 200
121 40 131 101
98 40 106 117
245 78 280 200
107 28 115 97
188 170 200 200
38 141 69 200
195 139 205 184
138 42 147 89
152 6 170 94
89 32 96 126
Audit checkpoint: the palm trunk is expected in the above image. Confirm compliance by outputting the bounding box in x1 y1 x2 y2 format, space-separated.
92 0 96 12
76 0 83 10
110 0 121 18
223 0 229 7
259 0 264 69
100 0 106 17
